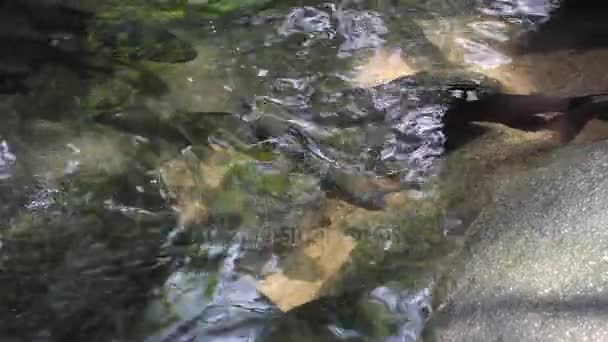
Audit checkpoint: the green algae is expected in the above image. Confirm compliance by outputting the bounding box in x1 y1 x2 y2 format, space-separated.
185 0 275 19
356 299 400 338
221 161 290 197
97 0 187 23
204 272 218 298
87 77 135 110
90 20 197 64
436 124 555 223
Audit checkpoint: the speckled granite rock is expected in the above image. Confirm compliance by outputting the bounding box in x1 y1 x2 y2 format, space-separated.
426 139 608 342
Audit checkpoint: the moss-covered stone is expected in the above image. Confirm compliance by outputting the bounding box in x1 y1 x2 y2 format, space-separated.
338 199 448 290
356 299 400 338
0 199 172 341
90 20 197 63
97 0 187 24
204 272 218 298
86 77 135 110
208 188 245 217
185 0 275 18
221 161 290 196
436 123 556 226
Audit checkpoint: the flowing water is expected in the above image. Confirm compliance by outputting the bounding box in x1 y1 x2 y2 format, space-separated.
0 1 599 341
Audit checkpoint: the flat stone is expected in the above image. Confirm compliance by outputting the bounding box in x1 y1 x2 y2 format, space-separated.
258 229 356 312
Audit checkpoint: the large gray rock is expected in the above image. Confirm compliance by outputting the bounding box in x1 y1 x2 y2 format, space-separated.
427 140 608 342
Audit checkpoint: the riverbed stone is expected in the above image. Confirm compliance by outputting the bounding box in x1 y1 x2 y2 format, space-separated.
426 139 608 341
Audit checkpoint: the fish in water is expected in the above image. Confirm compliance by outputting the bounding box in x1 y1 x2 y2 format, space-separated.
443 90 608 149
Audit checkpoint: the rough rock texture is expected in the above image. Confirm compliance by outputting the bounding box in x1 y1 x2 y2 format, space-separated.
427 139 608 342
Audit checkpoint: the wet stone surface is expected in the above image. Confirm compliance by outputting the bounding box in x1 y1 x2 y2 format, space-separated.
427 140 608 342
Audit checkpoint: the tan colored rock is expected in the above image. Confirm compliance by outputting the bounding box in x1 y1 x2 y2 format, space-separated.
483 49 608 96
160 146 249 226
258 274 323 312
353 48 418 87
573 119 608 144
258 226 356 312
177 199 208 226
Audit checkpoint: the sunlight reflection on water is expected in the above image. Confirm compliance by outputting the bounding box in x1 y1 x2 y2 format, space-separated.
0 140 16 180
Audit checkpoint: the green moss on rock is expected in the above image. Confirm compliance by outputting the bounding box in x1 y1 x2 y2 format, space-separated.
86 77 134 110
356 299 400 338
185 0 275 18
221 162 290 197
90 20 197 63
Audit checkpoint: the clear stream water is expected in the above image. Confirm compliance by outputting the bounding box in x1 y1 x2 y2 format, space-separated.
0 1 572 341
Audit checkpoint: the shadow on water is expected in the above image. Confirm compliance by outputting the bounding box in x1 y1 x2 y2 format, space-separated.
437 294 608 320
0 1 96 94
422 293 608 341
513 0 608 54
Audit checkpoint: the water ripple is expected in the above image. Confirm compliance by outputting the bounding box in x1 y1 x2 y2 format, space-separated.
277 5 388 57
0 140 16 180
336 9 388 57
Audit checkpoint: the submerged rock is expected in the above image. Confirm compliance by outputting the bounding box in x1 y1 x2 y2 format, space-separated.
276 5 389 57
311 71 498 186
262 281 433 342
426 139 608 341
186 0 274 17
134 236 278 342
91 20 197 63
359 285 432 341
258 224 357 312
278 6 334 38
0 197 174 341
0 100 179 341
335 9 389 57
